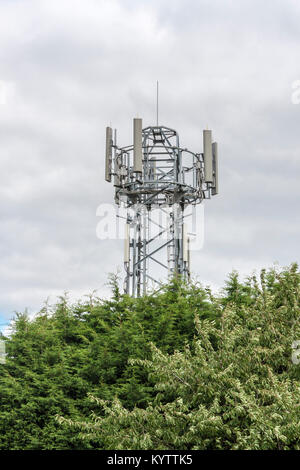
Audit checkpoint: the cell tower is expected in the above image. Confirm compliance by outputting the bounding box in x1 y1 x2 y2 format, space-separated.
105 117 218 297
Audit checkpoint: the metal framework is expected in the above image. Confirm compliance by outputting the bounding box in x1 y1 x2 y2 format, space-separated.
105 119 218 297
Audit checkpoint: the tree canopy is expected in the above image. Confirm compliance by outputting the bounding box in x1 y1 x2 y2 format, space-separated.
1 266 300 449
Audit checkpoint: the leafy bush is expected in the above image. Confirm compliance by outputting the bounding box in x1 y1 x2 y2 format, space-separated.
58 265 300 450
0 277 214 449
1 265 300 449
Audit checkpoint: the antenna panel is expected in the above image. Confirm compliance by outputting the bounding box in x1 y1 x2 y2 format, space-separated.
105 126 112 182
114 154 121 187
133 118 143 173
203 129 213 183
212 142 218 195
187 237 191 273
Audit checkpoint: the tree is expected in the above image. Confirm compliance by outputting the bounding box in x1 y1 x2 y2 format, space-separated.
0 277 214 449
57 266 300 450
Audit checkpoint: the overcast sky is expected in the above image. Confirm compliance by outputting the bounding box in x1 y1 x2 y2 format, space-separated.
1 0 300 330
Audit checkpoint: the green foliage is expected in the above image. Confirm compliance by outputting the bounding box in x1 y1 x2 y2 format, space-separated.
58 265 300 450
1 266 300 449
0 277 214 449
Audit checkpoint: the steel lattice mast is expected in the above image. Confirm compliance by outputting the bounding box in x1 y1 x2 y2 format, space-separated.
105 119 218 297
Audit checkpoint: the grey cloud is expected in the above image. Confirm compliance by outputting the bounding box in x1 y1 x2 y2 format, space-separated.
0 0 300 328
